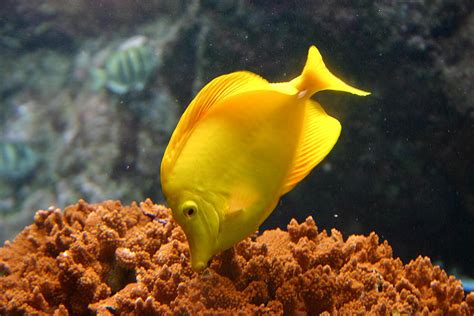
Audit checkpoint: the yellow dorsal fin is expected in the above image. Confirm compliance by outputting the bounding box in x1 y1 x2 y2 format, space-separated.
183 71 269 128
281 99 342 195
161 71 269 180
290 45 371 97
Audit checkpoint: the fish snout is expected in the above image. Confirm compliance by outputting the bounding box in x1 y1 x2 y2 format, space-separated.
192 260 208 272
189 246 213 272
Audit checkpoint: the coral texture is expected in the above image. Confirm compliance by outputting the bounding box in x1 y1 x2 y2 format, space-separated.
0 200 472 315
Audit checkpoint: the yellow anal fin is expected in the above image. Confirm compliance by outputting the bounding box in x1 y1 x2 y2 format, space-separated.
161 71 269 181
281 100 341 195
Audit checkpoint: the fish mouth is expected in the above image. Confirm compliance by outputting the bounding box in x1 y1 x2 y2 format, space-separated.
191 259 208 272
188 234 213 271
184 216 217 272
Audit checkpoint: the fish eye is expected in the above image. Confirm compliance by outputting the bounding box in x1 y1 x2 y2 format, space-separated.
182 201 198 219
184 207 195 217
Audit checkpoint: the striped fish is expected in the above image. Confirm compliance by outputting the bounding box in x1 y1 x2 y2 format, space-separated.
0 141 38 181
91 36 158 95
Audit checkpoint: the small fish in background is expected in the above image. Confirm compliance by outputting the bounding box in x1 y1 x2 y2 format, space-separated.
161 45 370 271
90 36 158 95
0 141 38 181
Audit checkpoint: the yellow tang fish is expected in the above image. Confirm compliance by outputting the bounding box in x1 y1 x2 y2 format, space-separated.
161 45 370 271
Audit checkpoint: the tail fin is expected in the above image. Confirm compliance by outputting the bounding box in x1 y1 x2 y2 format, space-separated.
291 45 370 97
89 68 107 91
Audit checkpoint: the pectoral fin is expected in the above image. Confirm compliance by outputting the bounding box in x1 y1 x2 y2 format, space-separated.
227 183 260 218
281 100 341 195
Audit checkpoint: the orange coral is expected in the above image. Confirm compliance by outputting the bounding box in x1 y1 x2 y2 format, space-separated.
0 200 472 315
